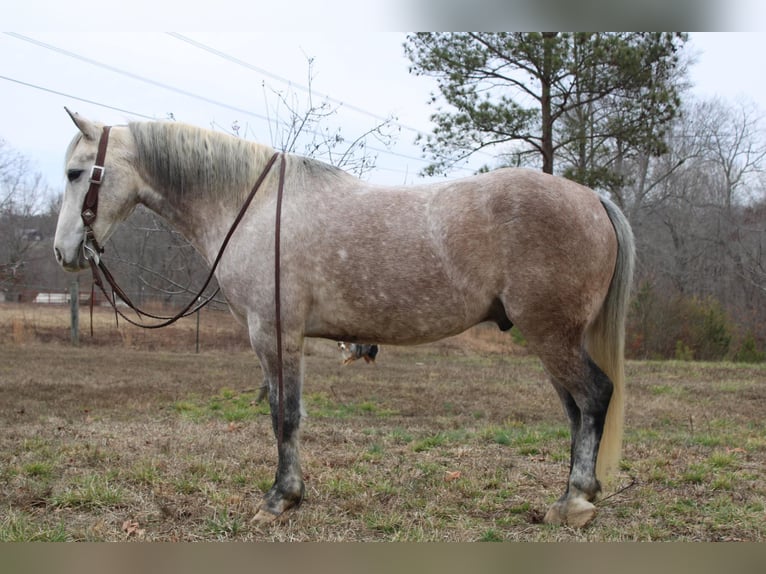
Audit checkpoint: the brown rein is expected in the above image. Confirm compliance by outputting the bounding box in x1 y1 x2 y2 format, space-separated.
81 127 282 330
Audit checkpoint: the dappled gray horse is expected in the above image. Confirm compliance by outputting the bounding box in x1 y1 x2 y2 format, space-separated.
54 110 634 527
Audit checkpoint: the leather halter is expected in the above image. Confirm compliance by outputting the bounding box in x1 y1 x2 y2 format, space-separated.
81 126 111 256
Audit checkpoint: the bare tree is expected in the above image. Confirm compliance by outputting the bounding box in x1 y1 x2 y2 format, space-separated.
0 139 52 297
258 56 396 178
630 96 766 352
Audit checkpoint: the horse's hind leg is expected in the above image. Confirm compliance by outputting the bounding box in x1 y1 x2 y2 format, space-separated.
542 351 613 527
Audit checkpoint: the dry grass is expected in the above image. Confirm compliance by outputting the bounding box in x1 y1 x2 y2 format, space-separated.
1 304 765 541
0 302 252 351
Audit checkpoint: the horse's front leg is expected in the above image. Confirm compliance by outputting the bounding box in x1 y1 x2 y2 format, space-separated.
252 338 306 523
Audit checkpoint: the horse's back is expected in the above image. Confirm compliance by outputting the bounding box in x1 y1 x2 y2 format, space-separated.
426 167 615 289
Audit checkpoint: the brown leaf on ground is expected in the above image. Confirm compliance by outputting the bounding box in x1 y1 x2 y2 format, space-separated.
122 519 145 539
445 470 462 482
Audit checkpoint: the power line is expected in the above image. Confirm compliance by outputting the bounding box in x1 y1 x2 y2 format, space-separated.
4 32 274 125
168 33 417 135
167 33 497 164
3 33 444 168
0 69 437 178
2 33 483 175
0 74 156 120
7 31 413 139
0 72 442 179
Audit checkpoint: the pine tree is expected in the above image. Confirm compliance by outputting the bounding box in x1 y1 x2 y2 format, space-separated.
404 32 688 198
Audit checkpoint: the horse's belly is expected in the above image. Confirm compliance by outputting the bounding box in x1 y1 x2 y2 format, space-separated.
304 286 491 345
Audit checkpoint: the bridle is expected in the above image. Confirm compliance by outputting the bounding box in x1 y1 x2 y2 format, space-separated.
80 124 288 447
81 126 110 259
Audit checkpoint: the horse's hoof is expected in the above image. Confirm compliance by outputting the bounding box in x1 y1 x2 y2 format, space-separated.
251 507 281 524
543 498 596 528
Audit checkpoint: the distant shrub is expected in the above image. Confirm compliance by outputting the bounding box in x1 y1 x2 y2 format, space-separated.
674 340 694 361
680 296 732 361
628 282 733 361
733 334 766 363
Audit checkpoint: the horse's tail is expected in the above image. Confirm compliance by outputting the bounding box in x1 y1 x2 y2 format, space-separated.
587 196 635 483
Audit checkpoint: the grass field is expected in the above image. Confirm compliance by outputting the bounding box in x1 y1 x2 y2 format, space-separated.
1 304 765 541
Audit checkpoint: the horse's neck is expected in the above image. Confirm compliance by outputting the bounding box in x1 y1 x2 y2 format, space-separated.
139 180 247 267
138 146 277 266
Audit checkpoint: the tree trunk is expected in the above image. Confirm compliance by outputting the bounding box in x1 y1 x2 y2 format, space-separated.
540 32 557 174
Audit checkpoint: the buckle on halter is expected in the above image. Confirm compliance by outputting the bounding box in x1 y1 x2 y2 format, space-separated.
89 165 105 184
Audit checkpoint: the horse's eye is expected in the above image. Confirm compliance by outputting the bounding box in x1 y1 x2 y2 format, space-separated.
67 169 84 183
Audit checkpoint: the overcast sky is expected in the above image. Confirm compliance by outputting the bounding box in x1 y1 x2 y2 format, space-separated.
2 30 766 192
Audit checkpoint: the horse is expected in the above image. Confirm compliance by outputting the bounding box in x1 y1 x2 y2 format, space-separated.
54 110 634 528
337 342 379 365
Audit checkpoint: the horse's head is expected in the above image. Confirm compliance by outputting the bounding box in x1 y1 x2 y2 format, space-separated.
54 109 141 271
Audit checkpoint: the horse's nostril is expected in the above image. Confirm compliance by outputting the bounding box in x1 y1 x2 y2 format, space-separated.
54 247 63 264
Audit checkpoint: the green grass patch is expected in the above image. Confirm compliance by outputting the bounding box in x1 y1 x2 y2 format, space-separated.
173 388 268 422
50 475 126 510
509 501 531 514
205 509 244 539
22 461 54 479
478 528 504 542
708 451 737 469
305 392 398 419
388 428 414 444
363 443 385 460
326 477 357 497
412 429 471 453
186 461 225 483
255 475 273 493
129 460 163 486
711 473 734 491
649 384 684 396
0 509 68 542
681 463 707 484
173 476 203 495
484 423 568 454
364 512 403 535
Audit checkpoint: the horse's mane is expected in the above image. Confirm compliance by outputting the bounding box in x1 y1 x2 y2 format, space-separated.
129 121 276 202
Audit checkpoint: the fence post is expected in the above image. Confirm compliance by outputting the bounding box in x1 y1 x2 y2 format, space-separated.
70 278 79 346
196 298 201 353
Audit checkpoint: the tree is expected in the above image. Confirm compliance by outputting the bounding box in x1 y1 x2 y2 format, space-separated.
629 97 766 355
0 139 52 298
404 32 687 198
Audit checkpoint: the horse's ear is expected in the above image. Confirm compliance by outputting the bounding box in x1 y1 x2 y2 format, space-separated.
64 107 102 141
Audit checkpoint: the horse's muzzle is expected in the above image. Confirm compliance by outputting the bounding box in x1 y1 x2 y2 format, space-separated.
54 240 89 272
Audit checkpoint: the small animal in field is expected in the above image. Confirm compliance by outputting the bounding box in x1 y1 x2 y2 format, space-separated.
337 342 379 365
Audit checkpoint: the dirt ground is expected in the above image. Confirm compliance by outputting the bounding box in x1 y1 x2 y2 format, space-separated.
1 305 765 541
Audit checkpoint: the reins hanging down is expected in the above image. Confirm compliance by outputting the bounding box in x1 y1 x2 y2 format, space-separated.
81 130 281 330
273 155 287 448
